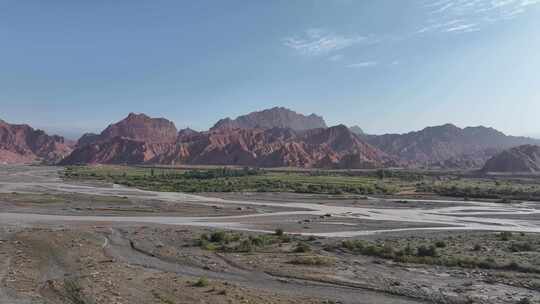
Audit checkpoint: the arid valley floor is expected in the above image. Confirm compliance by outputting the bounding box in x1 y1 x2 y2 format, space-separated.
1 166 540 304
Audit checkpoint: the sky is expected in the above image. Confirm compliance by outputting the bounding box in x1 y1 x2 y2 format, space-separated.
1 0 539 139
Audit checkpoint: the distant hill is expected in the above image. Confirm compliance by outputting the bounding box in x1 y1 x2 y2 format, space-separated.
211 107 327 131
482 145 540 173
0 119 73 164
365 124 540 169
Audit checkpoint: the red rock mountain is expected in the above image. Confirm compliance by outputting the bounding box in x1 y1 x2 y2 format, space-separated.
62 112 540 170
76 113 178 147
0 119 73 164
365 124 540 169
174 125 394 168
482 145 540 173
63 113 393 168
211 107 327 131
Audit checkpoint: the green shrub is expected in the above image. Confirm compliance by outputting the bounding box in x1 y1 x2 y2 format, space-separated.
193 277 209 287
279 234 292 243
64 279 94 304
294 242 312 253
234 239 253 253
434 241 447 248
249 235 266 247
416 245 437 257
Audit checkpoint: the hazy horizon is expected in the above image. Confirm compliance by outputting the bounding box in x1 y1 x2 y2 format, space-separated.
1 1 539 139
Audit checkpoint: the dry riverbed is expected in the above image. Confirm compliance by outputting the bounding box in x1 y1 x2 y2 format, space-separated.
1 165 540 303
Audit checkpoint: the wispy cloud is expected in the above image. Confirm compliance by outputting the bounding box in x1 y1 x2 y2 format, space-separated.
283 0 539 68
445 23 480 33
419 0 540 34
347 61 378 68
328 54 344 62
283 28 368 56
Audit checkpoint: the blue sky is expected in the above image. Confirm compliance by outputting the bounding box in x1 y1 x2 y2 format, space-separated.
1 0 539 139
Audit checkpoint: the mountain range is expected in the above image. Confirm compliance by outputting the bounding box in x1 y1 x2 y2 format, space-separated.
2 107 539 171
61 111 394 168
363 124 540 169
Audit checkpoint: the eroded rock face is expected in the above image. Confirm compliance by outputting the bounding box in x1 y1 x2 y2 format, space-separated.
211 107 327 131
365 124 540 169
482 145 540 173
76 113 178 147
0 120 73 164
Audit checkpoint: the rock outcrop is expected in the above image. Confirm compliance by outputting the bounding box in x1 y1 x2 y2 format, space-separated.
76 113 178 147
0 119 73 164
482 145 540 173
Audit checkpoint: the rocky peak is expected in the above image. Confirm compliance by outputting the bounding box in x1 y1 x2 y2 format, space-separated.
177 128 200 142
211 107 327 131
83 113 178 145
